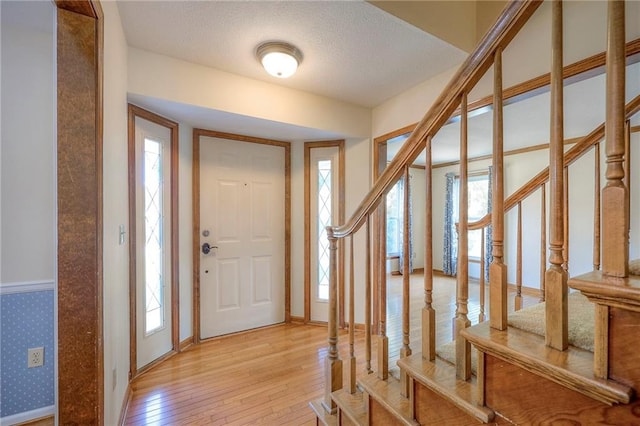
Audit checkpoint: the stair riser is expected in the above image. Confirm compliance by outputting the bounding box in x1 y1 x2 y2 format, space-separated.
485 354 613 423
369 398 404 426
610 307 640 390
338 410 358 426
413 380 484 425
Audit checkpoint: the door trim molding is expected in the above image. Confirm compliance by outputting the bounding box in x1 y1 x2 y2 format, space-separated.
127 104 180 379
192 128 291 343
304 140 345 324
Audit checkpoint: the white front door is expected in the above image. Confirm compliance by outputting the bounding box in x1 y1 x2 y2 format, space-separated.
310 146 340 322
199 136 285 338
135 117 173 369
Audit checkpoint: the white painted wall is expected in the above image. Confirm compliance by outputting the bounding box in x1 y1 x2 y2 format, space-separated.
127 47 372 139
0 5 55 285
102 3 129 424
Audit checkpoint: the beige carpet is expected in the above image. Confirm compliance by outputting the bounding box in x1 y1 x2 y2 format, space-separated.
437 291 594 373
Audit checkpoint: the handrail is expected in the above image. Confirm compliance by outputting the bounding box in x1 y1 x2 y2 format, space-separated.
468 93 640 231
328 0 542 239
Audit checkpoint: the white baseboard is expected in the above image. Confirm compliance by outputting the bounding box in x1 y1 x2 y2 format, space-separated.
0 280 55 295
1 405 55 425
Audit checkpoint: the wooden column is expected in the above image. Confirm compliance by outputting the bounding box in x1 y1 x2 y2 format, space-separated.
378 199 389 380
348 235 356 394
540 184 547 302
563 167 569 272
515 202 523 311
602 0 628 277
57 3 104 423
423 138 436 361
323 231 342 414
456 92 472 380
400 166 412 396
490 48 508 331
365 217 372 374
545 0 568 351
479 228 486 322
594 143 601 270
625 120 631 236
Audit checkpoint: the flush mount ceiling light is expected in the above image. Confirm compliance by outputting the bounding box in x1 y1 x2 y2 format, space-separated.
256 41 303 79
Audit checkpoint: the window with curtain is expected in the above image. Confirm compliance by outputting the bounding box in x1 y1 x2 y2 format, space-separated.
444 169 492 276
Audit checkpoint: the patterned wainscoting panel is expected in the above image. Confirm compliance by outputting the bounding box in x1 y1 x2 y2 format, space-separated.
0 286 55 418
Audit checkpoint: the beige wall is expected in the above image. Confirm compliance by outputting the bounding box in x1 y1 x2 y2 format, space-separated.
0 8 55 284
102 2 130 424
127 48 372 139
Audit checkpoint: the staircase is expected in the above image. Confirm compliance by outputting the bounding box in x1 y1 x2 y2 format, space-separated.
311 0 640 424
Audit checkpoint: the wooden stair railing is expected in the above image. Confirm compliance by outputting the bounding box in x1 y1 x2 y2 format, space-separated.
320 0 543 415
315 0 640 423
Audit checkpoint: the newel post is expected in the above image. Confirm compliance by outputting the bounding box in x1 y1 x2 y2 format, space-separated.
602 0 628 277
323 228 343 414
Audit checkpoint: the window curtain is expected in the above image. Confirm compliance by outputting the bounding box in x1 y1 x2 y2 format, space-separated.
398 175 414 274
484 166 493 281
443 172 458 276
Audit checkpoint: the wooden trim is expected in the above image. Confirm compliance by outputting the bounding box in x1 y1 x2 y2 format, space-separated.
332 1 542 240
55 0 102 18
127 104 180 379
373 38 640 147
179 337 194 352
468 93 640 231
117 384 132 426
303 140 346 324
192 131 201 343
132 349 178 379
56 3 104 423
433 138 580 169
290 315 305 324
192 129 291 339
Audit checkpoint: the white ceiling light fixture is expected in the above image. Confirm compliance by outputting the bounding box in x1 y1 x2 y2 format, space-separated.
256 41 303 79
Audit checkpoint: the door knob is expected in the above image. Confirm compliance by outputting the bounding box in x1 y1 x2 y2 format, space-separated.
202 242 218 254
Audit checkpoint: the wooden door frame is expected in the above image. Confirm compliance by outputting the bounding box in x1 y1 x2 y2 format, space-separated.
192 129 291 343
127 104 180 379
55 1 104 423
303 140 346 325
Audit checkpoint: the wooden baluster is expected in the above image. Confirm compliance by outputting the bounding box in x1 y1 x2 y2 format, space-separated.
423 137 436 361
323 231 342 413
516 202 523 311
490 47 508 331
602 0 628 277
456 92 471 380
400 166 412 396
365 217 372 374
479 227 486 322
540 184 547 302
563 167 569 272
594 143 601 271
625 120 631 236
349 235 356 394
545 0 568 351
378 199 389 380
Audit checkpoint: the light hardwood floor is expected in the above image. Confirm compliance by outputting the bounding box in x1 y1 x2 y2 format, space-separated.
124 273 539 425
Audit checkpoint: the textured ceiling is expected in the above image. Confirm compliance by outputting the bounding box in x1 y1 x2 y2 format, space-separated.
117 0 467 108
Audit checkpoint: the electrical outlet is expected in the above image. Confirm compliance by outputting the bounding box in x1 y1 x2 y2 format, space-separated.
28 347 44 368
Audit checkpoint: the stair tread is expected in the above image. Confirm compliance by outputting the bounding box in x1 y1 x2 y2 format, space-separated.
358 374 419 426
462 321 633 404
332 389 367 425
397 353 494 423
570 271 640 308
309 399 337 426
